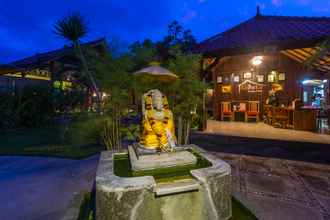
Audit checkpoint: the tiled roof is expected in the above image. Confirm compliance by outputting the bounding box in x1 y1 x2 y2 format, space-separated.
196 14 330 56
11 38 107 68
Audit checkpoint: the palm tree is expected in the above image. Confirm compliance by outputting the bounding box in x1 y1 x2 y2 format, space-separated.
53 13 101 112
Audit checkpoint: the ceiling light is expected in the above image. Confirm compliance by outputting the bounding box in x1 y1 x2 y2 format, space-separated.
251 56 263 66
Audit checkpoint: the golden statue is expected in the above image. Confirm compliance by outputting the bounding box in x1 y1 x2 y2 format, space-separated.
139 90 176 152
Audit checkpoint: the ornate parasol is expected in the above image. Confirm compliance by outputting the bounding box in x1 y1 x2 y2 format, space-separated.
134 62 178 82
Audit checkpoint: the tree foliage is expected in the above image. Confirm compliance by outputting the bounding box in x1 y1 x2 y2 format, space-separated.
92 52 135 150
53 13 88 43
165 51 204 144
53 13 101 111
129 39 156 70
158 21 197 60
0 86 55 129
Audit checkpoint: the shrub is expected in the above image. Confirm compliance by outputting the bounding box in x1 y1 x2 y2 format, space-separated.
66 113 107 146
0 86 55 129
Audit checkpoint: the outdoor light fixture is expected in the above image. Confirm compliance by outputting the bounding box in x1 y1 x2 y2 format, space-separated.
102 92 108 99
302 80 311 85
251 56 263 66
302 79 323 86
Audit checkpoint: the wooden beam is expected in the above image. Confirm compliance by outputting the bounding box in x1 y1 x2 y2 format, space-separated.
281 49 329 73
300 48 330 65
286 49 309 61
312 63 330 72
292 49 311 59
281 51 304 63
202 56 221 79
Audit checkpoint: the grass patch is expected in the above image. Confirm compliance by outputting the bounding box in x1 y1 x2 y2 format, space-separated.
113 148 212 183
78 193 94 220
231 197 258 220
0 127 105 159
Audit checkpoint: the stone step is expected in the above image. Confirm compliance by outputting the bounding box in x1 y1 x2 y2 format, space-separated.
155 178 200 196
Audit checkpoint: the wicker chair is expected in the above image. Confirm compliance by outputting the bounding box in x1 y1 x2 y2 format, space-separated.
273 107 289 128
221 102 233 121
264 105 273 125
246 101 260 122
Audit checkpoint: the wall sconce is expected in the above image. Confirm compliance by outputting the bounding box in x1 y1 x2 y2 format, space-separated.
251 56 263 66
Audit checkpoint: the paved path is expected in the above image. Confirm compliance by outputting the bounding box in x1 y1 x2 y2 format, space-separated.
214 152 330 220
207 120 330 144
0 155 99 220
1 151 330 220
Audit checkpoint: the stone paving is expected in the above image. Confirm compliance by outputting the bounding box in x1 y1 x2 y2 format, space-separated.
213 152 330 220
1 149 330 220
0 155 99 220
207 120 330 145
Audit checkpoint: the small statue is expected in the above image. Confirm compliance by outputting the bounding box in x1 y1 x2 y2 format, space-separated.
139 90 176 152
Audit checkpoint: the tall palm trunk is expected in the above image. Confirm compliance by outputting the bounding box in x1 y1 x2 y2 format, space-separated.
202 78 207 131
74 41 102 113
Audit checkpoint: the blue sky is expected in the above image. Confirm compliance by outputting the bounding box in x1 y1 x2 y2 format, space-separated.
1 0 330 63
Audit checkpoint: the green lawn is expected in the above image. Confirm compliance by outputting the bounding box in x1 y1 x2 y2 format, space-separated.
0 128 105 159
231 197 258 220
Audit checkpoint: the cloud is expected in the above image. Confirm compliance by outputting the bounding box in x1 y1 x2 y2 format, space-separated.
271 0 283 7
297 0 311 6
182 9 198 23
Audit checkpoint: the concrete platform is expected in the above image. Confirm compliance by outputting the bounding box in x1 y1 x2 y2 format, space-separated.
128 145 197 172
206 120 330 144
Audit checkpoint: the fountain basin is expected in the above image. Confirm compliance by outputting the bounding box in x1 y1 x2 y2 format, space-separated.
95 145 232 220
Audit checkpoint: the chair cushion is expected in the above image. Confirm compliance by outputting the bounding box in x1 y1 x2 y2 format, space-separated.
247 112 258 116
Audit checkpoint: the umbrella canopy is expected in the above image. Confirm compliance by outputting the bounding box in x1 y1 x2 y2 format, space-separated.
134 63 178 82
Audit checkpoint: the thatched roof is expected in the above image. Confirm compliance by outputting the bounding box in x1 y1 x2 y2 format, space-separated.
196 13 330 57
10 38 107 69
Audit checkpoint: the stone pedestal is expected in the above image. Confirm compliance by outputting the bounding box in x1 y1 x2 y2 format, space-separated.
128 145 197 172
96 145 232 220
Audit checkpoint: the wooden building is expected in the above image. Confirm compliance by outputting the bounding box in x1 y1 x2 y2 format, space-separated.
196 9 330 130
0 38 107 94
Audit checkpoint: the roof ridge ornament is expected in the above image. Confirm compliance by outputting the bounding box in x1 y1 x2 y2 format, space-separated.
256 5 261 17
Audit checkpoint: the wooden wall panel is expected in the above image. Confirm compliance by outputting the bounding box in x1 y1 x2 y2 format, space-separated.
212 52 308 120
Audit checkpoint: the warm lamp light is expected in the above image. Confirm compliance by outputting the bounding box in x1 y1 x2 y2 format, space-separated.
251 56 263 66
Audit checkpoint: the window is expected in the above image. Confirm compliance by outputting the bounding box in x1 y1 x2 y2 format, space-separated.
303 91 308 103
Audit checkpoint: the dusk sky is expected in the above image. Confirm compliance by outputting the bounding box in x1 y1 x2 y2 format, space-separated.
1 0 330 63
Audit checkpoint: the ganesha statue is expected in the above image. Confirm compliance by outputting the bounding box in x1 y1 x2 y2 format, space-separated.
139 89 177 152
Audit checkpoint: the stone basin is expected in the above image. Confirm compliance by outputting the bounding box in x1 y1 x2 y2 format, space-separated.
95 145 232 220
